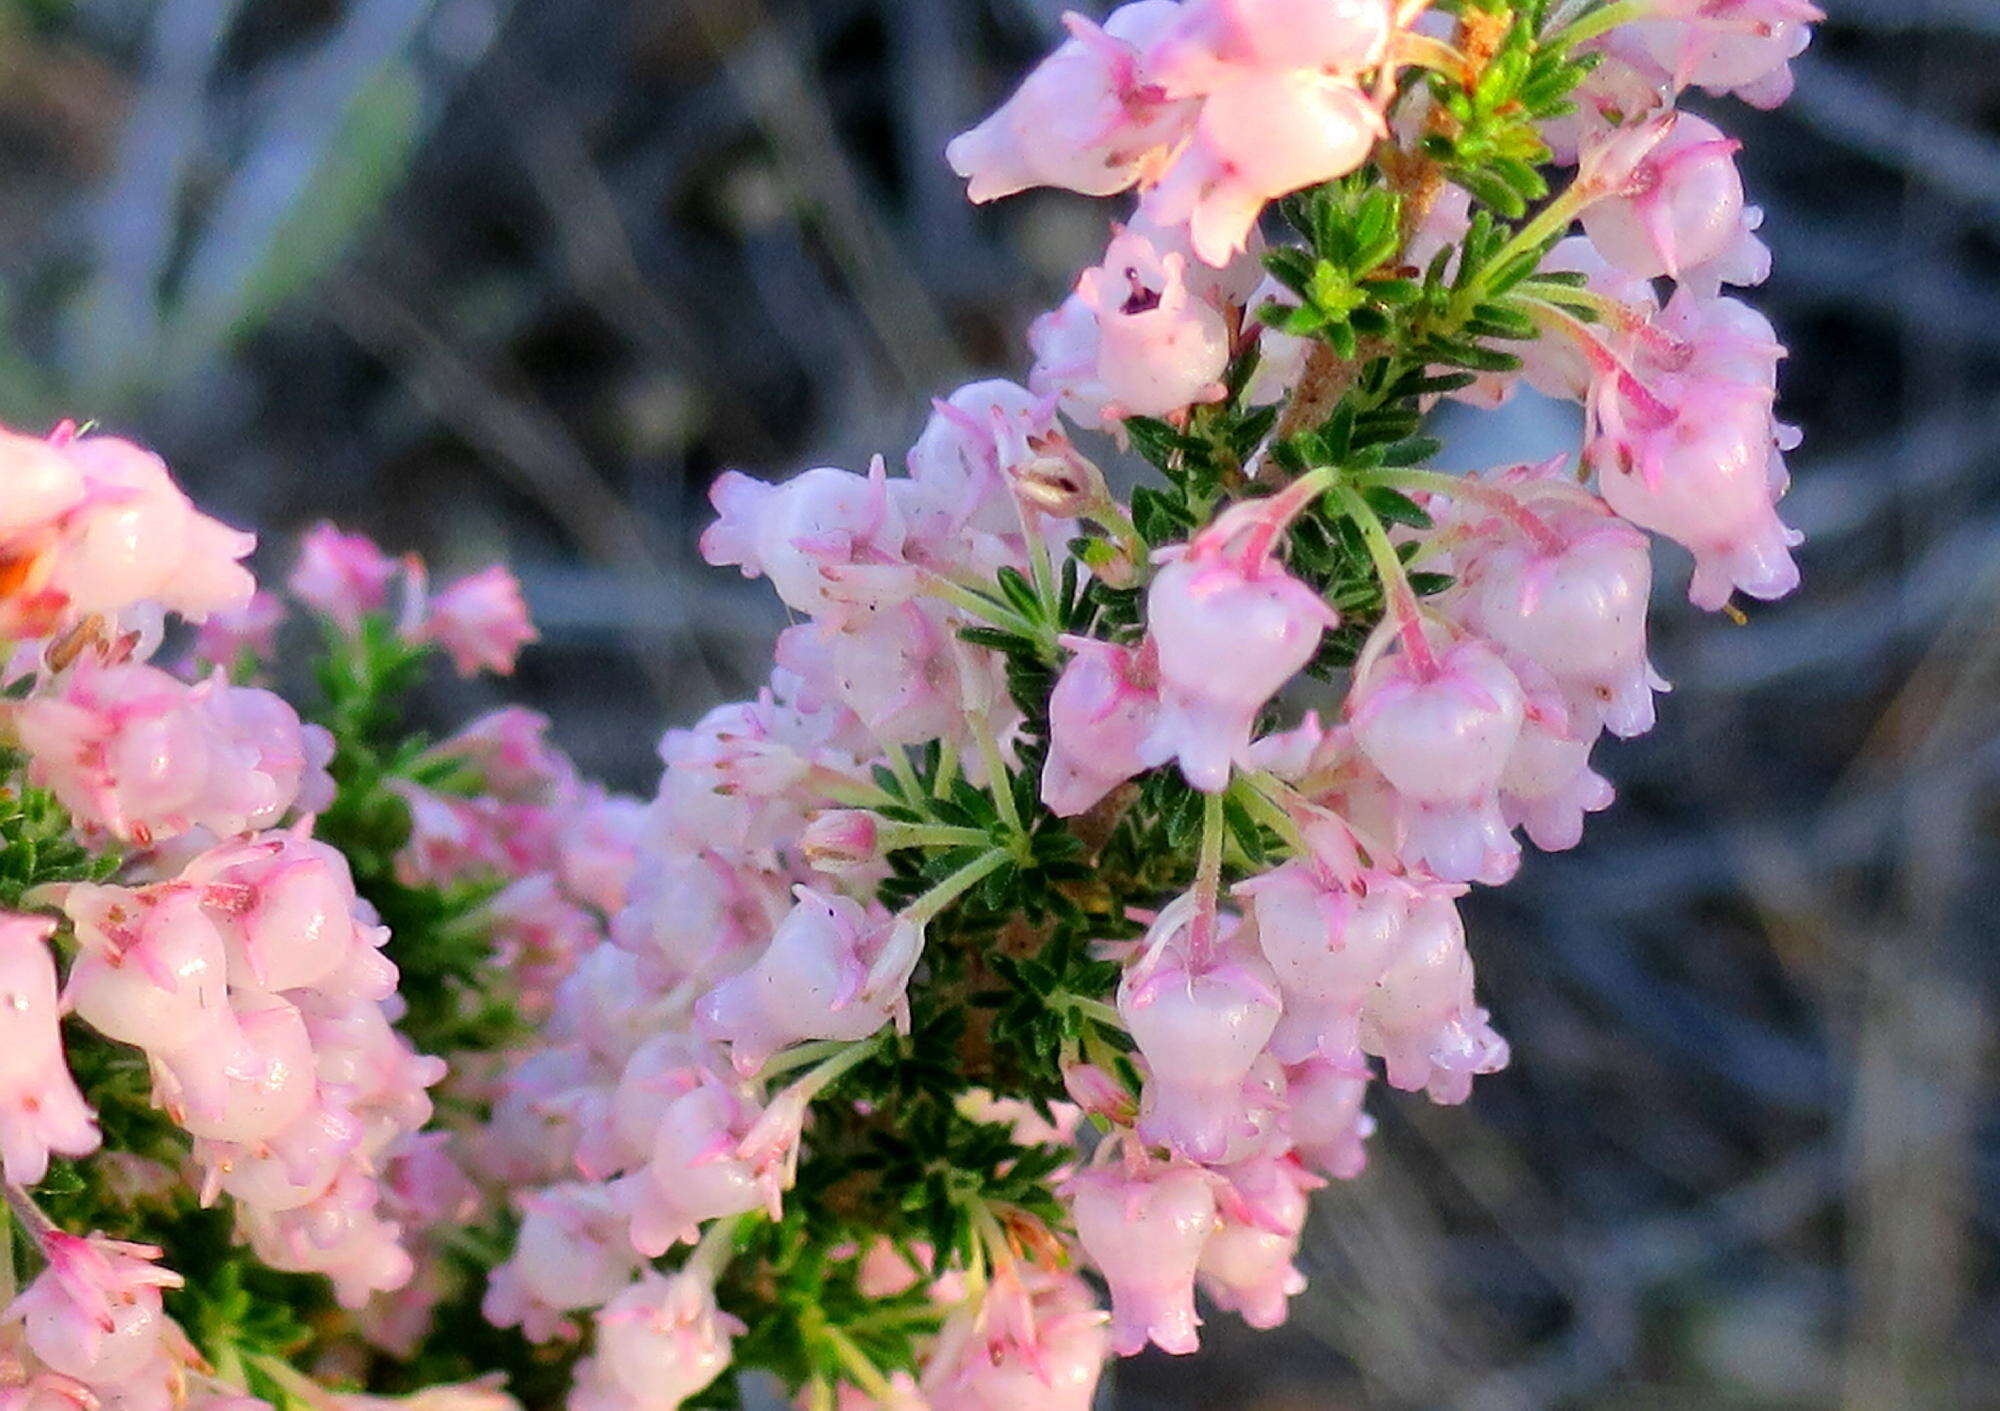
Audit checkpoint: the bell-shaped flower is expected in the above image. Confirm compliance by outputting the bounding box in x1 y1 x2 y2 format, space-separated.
1350 637 1526 884
1579 112 1747 282
1042 636 1160 817
16 663 312 847
7 1231 184 1386
180 829 389 997
615 1080 783 1257
921 1265 1110 1411
1120 899 1282 1163
1141 70 1385 266
1616 0 1820 108
697 888 911 1074
1499 714 1615 853
1197 1156 1319 1330
419 565 536 677
1238 860 1430 1067
1357 892 1509 1102
1455 485 1665 738
700 461 909 626
1031 228 1231 427
289 523 399 629
1067 1156 1217 1356
1146 0 1395 93
1141 503 1338 793
62 881 234 1055
588 1270 745 1409
1588 292 1801 610
155 992 318 1144
0 913 99 1183
482 1184 640 1342
945 2 1192 202
1283 1057 1375 1180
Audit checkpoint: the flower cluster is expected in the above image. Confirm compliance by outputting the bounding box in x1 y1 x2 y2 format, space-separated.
0 1 1815 1408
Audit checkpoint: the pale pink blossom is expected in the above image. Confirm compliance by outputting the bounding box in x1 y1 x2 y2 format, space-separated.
289 524 399 629
921 1266 1109 1411
7 1232 183 1387
1030 227 1231 427
1142 69 1385 265
946 2 1192 203
1140 500 1338 793
16 663 317 846
1198 1156 1318 1329
0 913 99 1183
1350 637 1526 884
1120 898 1281 1163
581 1271 744 1410
700 462 909 626
483 1185 640 1342
1067 1157 1217 1356
697 888 913 1074
1579 112 1752 282
1041 636 1160 817
419 565 537 677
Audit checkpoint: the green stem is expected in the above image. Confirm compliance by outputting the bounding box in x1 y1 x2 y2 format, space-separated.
882 745 924 803
879 820 996 853
932 741 960 798
758 1038 859 1081
904 848 1013 928
821 1324 899 1402
1544 0 1651 54
925 573 1055 656
1188 788 1228 965
1337 483 1440 676
1234 773 1310 855
972 730 1027 846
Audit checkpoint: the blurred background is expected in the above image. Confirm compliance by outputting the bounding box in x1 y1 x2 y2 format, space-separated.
2 0 1996 1406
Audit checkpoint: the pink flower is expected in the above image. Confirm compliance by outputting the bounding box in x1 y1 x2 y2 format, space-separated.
1356 890 1508 1102
15 662 315 847
946 2 1192 203
1454 482 1665 738
177 829 391 997
1499 714 1615 853
1238 860 1431 1067
1147 0 1396 89
1067 1157 1217 1356
614 1081 783 1257
1041 636 1160 817
0 421 254 637
0 913 99 1183
188 591 285 670
154 991 319 1144
420 564 536 677
1617 0 1821 108
431 707 574 804
1586 291 1800 609
62 881 234 1054
1141 69 1385 266
920 1266 1110 1411
7 1231 184 1386
584 1271 745 1409
1120 898 1281 1164
1141 503 1338 793
1283 1057 1375 1179
1350 637 1526 884
1579 112 1751 282
699 462 909 626
1030 227 1232 427
696 889 914 1074
556 791 648 915
289 523 399 629
1198 1156 1318 1330
483 1185 640 1342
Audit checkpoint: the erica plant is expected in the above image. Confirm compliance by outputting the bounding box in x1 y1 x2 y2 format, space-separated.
0 1 1815 1408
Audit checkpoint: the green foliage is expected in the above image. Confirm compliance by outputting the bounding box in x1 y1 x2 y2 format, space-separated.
1422 4 1598 217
